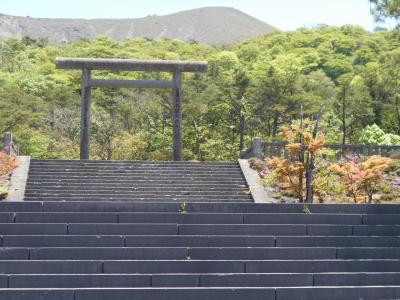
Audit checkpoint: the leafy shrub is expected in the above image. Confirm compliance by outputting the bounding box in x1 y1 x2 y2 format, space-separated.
0 152 18 176
14 128 53 159
313 164 338 202
248 158 269 173
359 124 400 145
329 155 393 203
267 157 305 199
111 133 148 160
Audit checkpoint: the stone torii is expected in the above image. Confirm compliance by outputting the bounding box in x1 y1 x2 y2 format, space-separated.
56 58 208 161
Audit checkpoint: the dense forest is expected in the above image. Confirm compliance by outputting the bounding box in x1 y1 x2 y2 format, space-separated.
0 3 399 161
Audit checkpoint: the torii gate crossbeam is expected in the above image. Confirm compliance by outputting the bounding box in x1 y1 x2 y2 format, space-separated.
56 58 208 161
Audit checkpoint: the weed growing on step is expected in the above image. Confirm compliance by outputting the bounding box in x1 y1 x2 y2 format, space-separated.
179 202 188 214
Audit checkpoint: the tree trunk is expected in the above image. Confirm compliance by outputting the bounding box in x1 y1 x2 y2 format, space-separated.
305 153 316 203
305 107 323 203
298 107 305 203
368 191 373 204
239 109 245 151
266 116 271 136
272 112 280 137
395 95 400 135
341 89 347 145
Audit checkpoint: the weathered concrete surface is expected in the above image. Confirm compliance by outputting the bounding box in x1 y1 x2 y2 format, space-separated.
6 156 30 202
238 159 272 203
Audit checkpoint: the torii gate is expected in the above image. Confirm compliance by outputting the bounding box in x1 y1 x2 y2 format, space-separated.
56 58 208 161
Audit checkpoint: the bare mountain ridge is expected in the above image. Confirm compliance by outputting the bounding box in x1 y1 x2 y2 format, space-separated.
0 7 277 45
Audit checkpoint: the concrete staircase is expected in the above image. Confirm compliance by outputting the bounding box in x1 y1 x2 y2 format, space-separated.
2 159 400 299
24 160 252 202
1 201 400 299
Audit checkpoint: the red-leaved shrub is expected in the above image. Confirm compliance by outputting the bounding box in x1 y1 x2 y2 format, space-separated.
0 152 18 176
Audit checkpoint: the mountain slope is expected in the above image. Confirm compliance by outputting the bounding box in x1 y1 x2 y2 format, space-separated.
0 7 277 45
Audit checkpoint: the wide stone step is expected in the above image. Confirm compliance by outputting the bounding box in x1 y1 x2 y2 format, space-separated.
28 170 244 175
4 212 389 225
1 247 399 260
3 223 395 236
4 272 400 288
26 179 247 185
25 183 247 188
24 191 248 197
27 171 244 176
27 174 245 180
29 160 239 165
24 197 252 203
4 235 276 247
28 164 241 169
1 259 400 274
23 197 252 202
28 167 241 173
2 212 360 223
10 201 398 214
19 212 395 226
28 171 242 176
4 286 400 300
27 176 245 181
30 160 239 166
5 234 399 248
25 185 246 191
27 166 244 173
0 247 336 260
0 273 310 288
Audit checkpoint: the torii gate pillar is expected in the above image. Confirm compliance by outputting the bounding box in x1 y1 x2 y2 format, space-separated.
172 71 182 161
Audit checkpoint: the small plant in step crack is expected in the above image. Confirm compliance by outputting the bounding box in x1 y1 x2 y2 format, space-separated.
179 202 188 214
303 204 311 214
186 256 191 260
244 189 252 195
